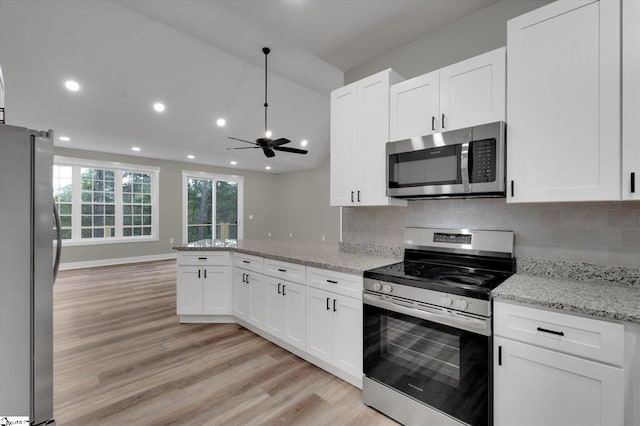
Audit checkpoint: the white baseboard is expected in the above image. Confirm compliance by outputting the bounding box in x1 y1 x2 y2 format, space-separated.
59 253 177 271
179 315 235 323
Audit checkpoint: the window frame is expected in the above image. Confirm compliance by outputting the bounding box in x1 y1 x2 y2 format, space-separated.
54 156 160 246
182 170 244 244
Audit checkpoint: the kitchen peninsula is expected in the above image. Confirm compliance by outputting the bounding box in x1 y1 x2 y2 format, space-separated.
173 239 399 388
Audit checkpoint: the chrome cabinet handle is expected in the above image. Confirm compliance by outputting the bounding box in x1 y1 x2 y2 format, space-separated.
351 191 354 202
537 326 564 337
198 270 201 279
277 283 281 294
431 116 435 131
282 285 286 296
357 190 360 202
441 113 445 129
333 299 337 312
326 297 330 310
277 268 287 272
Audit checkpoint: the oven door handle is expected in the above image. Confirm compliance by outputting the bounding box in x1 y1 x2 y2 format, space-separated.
363 293 491 336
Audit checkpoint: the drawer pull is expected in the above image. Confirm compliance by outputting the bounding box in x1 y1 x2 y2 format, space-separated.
242 260 250 264
277 268 287 272
277 283 281 294
537 326 564 337
198 257 207 260
326 279 338 284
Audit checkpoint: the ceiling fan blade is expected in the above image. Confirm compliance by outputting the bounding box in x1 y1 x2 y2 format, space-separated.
263 147 276 158
226 147 260 150
270 138 290 146
228 136 258 145
273 146 308 155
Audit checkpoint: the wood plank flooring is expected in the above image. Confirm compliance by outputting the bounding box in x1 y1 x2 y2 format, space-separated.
53 260 396 425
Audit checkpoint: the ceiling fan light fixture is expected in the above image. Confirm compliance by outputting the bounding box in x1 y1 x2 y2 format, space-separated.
226 47 308 158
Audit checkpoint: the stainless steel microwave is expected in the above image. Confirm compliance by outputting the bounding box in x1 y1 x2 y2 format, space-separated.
386 121 506 199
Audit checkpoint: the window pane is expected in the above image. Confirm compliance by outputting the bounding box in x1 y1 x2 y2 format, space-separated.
187 178 213 227
53 165 73 240
187 225 212 243
81 168 116 239
216 181 238 240
123 228 132 237
122 171 153 240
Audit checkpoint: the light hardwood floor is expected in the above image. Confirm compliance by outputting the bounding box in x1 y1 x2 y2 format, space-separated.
54 260 397 425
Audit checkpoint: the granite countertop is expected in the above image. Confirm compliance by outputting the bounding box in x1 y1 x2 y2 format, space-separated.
493 273 640 324
174 239 400 275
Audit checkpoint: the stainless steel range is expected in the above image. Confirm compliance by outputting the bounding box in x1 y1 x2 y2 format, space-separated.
363 227 515 426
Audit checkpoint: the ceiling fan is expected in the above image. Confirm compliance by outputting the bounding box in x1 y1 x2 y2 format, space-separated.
227 47 308 159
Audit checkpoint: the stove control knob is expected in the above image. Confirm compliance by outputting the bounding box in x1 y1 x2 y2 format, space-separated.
382 284 393 294
454 299 469 310
371 281 382 291
441 296 453 307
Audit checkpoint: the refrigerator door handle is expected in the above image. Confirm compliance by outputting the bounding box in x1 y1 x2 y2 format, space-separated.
53 202 62 283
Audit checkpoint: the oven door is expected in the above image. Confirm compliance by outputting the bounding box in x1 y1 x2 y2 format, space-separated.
364 293 491 426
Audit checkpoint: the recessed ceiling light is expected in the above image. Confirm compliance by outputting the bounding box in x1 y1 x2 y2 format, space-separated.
187 154 195 159
64 80 80 92
131 146 141 152
230 160 237 165
300 139 308 147
153 102 165 113
265 130 272 138
216 118 226 127
265 166 272 170
58 136 70 142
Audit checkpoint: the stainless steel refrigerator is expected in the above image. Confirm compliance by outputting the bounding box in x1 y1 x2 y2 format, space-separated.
0 123 59 425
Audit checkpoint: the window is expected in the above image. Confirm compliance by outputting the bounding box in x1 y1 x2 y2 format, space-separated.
53 157 159 245
182 171 243 243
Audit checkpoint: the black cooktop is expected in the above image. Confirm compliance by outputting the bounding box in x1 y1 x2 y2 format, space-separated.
364 249 516 299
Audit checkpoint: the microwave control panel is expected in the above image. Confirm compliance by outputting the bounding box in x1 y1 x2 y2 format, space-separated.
469 138 496 183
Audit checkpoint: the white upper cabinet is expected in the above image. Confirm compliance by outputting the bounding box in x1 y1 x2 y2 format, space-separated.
439 48 505 132
623 0 640 200
330 69 407 207
389 47 506 141
389 71 439 141
507 0 621 203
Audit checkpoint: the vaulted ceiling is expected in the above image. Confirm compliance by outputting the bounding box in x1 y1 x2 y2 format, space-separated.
0 0 497 173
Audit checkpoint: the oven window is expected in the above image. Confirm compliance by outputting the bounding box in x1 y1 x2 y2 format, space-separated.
364 303 490 426
383 316 461 387
389 145 461 188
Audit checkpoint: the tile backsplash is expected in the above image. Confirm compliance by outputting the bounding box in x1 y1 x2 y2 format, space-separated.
342 199 640 266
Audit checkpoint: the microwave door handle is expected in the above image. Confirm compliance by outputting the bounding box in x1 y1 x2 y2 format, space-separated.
460 142 470 193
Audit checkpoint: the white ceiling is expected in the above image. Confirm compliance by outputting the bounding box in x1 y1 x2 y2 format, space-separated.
0 0 497 173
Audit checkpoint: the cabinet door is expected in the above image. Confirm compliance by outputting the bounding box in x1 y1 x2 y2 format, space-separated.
507 0 621 203
305 287 333 364
282 281 306 351
232 268 250 321
494 337 624 426
177 267 203 315
330 83 359 206
389 71 439 141
202 266 231 315
623 0 640 200
359 70 390 206
332 295 363 378
439 47 505 132
263 277 286 339
246 272 264 328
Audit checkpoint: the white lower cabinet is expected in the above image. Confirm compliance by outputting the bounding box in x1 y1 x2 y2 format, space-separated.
176 252 231 319
494 301 625 426
306 287 362 379
264 276 306 351
232 268 263 327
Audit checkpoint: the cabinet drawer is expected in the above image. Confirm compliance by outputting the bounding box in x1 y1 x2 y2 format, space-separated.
494 301 624 366
177 251 230 266
233 252 264 273
264 258 306 284
306 267 362 300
